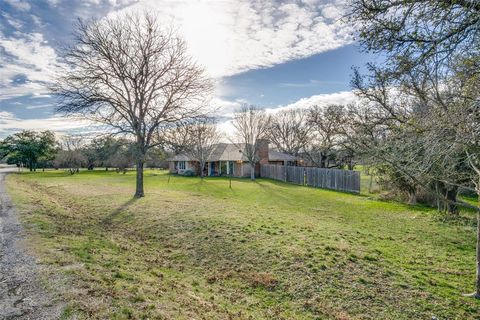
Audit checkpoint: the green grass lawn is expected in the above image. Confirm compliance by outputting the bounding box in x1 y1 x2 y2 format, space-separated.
6 170 480 319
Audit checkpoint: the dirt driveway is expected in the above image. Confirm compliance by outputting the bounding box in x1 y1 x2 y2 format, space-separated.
0 168 64 319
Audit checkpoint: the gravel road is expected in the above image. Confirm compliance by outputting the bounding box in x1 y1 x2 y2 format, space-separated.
0 167 64 319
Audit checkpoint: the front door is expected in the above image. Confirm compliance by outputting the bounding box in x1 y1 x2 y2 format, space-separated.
210 162 215 176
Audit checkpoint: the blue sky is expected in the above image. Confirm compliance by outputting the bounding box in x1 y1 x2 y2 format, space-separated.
0 0 373 137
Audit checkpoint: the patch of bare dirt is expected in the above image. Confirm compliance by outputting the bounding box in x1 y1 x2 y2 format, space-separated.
0 171 64 319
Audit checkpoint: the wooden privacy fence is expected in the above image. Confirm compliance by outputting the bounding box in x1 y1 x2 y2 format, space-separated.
260 164 361 193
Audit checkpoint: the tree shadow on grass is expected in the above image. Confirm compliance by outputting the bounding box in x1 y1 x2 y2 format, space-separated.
193 177 243 196
101 197 138 226
254 179 298 205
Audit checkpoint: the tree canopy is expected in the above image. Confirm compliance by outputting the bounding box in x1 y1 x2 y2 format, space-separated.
0 130 56 171
53 12 213 197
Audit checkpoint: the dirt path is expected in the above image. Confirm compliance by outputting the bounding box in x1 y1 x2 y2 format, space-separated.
0 169 63 320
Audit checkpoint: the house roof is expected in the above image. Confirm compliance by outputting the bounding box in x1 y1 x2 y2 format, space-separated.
168 143 297 162
217 143 248 161
208 143 228 161
169 154 191 161
268 150 297 162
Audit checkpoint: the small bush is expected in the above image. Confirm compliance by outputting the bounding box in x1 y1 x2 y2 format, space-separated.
181 169 196 176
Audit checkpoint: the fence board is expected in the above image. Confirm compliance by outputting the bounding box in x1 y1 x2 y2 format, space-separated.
260 164 360 193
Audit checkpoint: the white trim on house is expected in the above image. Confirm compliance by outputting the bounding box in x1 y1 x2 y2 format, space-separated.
178 161 186 170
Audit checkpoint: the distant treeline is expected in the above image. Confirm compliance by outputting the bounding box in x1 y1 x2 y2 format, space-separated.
0 130 168 174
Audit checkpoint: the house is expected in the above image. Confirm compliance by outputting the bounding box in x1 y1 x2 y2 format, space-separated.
168 140 298 177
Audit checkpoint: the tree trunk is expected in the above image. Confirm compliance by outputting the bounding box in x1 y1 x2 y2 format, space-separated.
250 163 255 180
407 192 417 205
437 183 459 215
445 187 458 215
476 184 480 298
135 160 144 198
476 206 480 298
320 155 326 168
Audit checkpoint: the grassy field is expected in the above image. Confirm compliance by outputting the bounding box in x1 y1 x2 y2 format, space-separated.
6 170 480 319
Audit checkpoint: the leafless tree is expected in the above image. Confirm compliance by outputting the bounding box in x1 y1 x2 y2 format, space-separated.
54 136 86 174
109 142 135 174
184 118 220 178
158 122 191 156
305 105 346 168
52 12 213 197
267 109 311 157
232 105 271 180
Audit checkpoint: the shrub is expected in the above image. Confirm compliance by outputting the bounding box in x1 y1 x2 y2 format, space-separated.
181 168 196 176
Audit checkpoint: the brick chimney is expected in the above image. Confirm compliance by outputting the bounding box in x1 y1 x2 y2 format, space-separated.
257 139 269 165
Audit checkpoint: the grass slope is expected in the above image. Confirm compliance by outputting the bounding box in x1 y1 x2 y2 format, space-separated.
6 170 480 319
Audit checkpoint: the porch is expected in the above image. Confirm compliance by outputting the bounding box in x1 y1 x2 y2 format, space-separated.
206 161 251 177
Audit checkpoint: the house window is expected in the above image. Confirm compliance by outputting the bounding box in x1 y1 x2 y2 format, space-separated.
178 161 186 170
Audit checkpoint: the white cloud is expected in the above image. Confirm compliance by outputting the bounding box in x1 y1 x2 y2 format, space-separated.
216 90 357 137
25 104 54 110
1 0 354 100
321 4 343 20
0 31 62 100
266 90 356 113
112 0 353 78
278 79 345 88
0 112 90 135
4 0 31 11
0 33 59 79
0 91 357 139
31 15 44 27
0 82 48 101
1 12 24 29
0 111 16 120
45 0 61 6
210 97 243 118
0 0 356 137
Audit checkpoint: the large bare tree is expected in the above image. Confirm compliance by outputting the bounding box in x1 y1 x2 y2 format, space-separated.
267 109 311 157
184 118 220 178
52 12 213 197
232 105 271 180
305 105 346 168
54 136 87 175
158 122 191 156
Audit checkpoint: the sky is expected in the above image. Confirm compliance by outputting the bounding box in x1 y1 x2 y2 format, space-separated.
0 0 376 138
